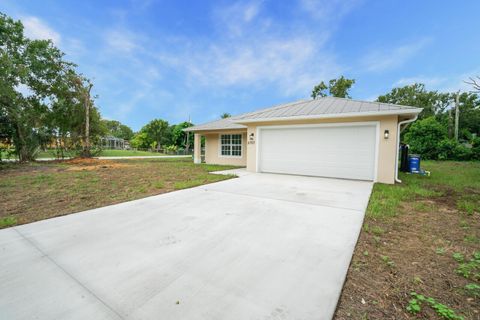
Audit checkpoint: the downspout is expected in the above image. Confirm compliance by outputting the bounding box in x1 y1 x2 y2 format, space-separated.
395 115 418 183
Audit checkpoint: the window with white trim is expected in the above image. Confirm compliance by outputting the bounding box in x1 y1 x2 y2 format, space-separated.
220 134 242 157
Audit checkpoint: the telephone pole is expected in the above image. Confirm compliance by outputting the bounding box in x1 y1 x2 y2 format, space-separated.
454 91 460 141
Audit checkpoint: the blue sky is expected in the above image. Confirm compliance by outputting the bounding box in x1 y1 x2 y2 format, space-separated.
2 0 479 131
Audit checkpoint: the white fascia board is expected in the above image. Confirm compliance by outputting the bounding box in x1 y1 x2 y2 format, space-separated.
233 108 423 124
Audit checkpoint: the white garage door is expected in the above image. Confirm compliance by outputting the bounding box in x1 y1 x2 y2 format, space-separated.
258 123 378 181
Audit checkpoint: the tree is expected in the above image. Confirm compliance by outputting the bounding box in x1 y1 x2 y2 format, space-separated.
130 131 151 149
465 76 480 92
171 121 194 151
0 13 104 161
328 76 355 98
101 120 134 140
404 117 448 159
220 113 231 119
311 82 328 99
0 13 71 161
377 83 450 119
144 119 169 151
311 76 355 99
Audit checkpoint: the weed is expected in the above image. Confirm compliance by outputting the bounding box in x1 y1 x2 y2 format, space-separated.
459 220 469 230
453 251 480 280
363 223 370 233
464 234 479 244
452 252 464 263
152 181 165 189
464 283 480 297
413 276 423 285
0 217 16 228
371 226 385 236
457 199 476 215
381 255 395 267
363 250 369 257
407 292 464 320
436 247 446 255
413 201 435 212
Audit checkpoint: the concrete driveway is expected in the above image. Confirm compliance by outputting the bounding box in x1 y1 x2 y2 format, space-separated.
0 171 373 320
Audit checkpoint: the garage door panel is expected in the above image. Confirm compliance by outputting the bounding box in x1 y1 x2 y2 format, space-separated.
258 125 377 181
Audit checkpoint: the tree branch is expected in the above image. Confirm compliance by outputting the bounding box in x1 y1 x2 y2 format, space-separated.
464 76 480 92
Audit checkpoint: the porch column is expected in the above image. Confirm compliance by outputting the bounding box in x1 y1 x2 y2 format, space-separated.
193 133 201 164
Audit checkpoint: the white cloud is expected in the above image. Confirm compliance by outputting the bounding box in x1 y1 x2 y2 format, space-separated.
156 1 348 97
393 76 447 88
213 1 263 37
300 0 362 22
361 38 432 72
391 68 480 93
104 29 138 53
22 16 61 45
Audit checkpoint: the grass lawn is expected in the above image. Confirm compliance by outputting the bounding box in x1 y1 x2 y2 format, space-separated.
335 161 480 319
0 158 237 228
1 149 169 159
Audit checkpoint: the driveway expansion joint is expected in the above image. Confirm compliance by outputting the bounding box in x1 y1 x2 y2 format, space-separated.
202 187 365 213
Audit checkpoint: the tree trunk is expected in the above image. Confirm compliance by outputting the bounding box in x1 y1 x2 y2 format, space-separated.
454 92 460 141
15 122 30 162
82 83 93 157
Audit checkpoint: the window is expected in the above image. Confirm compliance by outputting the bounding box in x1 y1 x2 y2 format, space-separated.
220 134 242 157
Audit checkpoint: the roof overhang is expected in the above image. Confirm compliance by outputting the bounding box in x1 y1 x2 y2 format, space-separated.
183 127 247 132
233 108 423 124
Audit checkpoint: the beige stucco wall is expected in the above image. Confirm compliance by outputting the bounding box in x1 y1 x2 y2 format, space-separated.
196 115 400 184
201 130 248 166
244 115 399 184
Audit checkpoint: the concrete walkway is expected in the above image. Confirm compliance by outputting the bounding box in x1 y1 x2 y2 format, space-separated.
0 172 372 320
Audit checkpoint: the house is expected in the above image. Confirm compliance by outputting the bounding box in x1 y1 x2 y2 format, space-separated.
185 97 422 184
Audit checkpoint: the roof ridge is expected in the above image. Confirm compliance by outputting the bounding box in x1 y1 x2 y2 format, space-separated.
323 96 419 110
231 99 309 120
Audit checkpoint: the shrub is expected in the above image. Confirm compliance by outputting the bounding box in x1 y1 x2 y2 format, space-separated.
438 139 472 160
471 137 480 160
405 117 447 159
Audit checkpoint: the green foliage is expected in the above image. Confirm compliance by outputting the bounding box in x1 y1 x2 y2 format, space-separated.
452 252 464 263
437 139 472 160
405 117 447 159
311 76 355 99
381 255 395 267
220 113 231 119
143 119 169 151
328 76 355 98
377 83 451 119
464 283 480 297
0 12 103 161
0 217 16 228
407 292 464 320
130 131 151 149
101 120 134 140
453 251 480 280
170 121 193 151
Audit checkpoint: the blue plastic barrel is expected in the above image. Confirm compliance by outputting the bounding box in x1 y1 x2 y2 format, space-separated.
409 155 421 173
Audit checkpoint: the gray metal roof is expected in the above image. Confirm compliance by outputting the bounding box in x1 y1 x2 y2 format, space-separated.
185 97 422 131
184 117 246 132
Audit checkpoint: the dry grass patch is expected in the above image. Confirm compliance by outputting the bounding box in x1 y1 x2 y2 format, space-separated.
0 158 238 227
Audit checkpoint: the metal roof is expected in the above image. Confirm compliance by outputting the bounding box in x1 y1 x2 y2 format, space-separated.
185 97 422 132
184 117 246 132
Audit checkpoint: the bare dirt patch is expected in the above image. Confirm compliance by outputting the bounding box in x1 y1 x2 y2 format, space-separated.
63 158 131 171
335 187 480 319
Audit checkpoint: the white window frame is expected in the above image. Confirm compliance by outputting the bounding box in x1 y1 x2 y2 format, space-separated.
218 133 243 158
